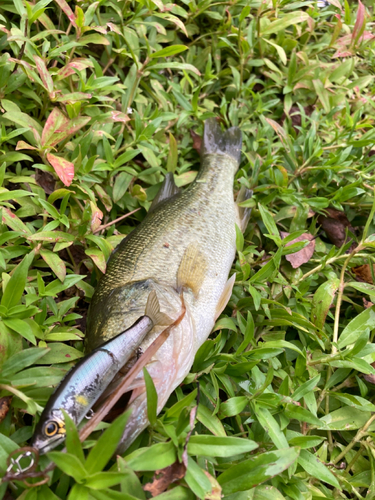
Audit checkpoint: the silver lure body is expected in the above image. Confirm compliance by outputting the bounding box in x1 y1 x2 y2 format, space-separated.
31 314 154 454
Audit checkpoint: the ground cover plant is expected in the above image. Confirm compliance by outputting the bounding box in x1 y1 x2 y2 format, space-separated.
0 0 375 498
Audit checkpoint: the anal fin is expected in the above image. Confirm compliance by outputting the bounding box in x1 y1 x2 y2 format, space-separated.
236 186 253 233
149 173 180 214
215 273 236 320
177 243 208 296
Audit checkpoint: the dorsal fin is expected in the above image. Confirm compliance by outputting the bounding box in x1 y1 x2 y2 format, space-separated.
148 173 180 214
177 243 208 296
201 118 242 164
145 290 172 326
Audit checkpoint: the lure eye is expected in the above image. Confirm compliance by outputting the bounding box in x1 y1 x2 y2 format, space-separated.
44 421 58 437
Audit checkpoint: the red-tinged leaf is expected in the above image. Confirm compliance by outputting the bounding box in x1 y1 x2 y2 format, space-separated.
57 59 94 80
28 231 75 243
89 201 103 232
154 13 188 37
42 108 69 147
40 249 66 282
110 111 130 123
351 0 366 47
33 55 54 93
85 248 106 273
47 153 75 186
16 141 38 151
79 34 110 46
2 208 32 235
89 26 107 35
56 92 92 103
55 0 77 27
42 109 90 148
107 23 122 35
265 117 287 140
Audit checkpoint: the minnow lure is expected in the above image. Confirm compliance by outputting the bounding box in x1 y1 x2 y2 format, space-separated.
31 291 170 454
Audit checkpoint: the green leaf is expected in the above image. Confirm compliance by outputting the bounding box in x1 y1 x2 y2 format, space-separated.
298 449 340 488
143 367 158 427
261 11 310 35
253 405 288 450
85 410 130 474
318 407 371 431
187 435 258 457
338 306 375 349
2 347 49 377
185 456 212 499
218 447 300 494
85 471 125 489
126 442 176 471
62 410 85 464
150 45 188 58
47 452 88 482
1 252 33 309
196 405 226 437
311 279 339 330
285 403 322 427
166 133 178 173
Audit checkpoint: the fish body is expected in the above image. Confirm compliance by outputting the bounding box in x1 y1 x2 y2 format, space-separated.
31 291 169 454
85 119 242 452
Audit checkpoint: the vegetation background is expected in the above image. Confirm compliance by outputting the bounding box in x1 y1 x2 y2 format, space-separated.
0 0 375 498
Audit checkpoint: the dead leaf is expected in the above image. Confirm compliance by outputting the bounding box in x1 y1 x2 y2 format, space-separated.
190 130 202 153
364 362 375 384
35 169 55 194
318 208 356 251
0 396 12 424
281 105 314 131
363 297 374 309
143 461 186 497
353 264 375 284
280 232 316 269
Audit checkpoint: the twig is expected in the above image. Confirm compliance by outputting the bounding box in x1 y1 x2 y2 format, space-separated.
94 208 141 233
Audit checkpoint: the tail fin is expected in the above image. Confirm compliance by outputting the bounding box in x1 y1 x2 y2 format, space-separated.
201 118 242 164
145 290 172 326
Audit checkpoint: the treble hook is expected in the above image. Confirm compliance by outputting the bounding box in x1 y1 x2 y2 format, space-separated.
2 447 53 487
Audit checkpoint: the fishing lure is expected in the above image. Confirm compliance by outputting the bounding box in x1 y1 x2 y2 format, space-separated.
31 291 170 454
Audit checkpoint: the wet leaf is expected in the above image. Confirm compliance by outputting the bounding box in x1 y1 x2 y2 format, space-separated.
318 208 356 250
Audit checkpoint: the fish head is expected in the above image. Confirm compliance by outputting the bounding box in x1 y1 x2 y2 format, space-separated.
31 409 66 454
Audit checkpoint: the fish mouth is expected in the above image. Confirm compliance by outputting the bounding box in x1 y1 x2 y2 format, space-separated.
30 434 65 455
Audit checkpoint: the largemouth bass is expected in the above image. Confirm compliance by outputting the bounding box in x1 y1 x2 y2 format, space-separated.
85 118 249 452
31 291 170 454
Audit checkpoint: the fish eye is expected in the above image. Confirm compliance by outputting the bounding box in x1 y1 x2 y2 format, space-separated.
44 421 58 437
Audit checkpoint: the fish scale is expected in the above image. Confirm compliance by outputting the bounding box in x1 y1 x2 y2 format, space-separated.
84 119 244 452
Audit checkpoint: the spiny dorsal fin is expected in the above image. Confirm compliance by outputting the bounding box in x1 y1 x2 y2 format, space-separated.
177 243 208 296
236 186 253 233
145 290 172 326
215 273 236 320
201 118 242 164
148 173 180 214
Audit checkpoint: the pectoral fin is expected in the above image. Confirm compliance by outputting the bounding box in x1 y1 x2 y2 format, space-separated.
177 243 208 296
236 186 253 233
215 273 236 320
149 173 180 214
145 290 172 326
